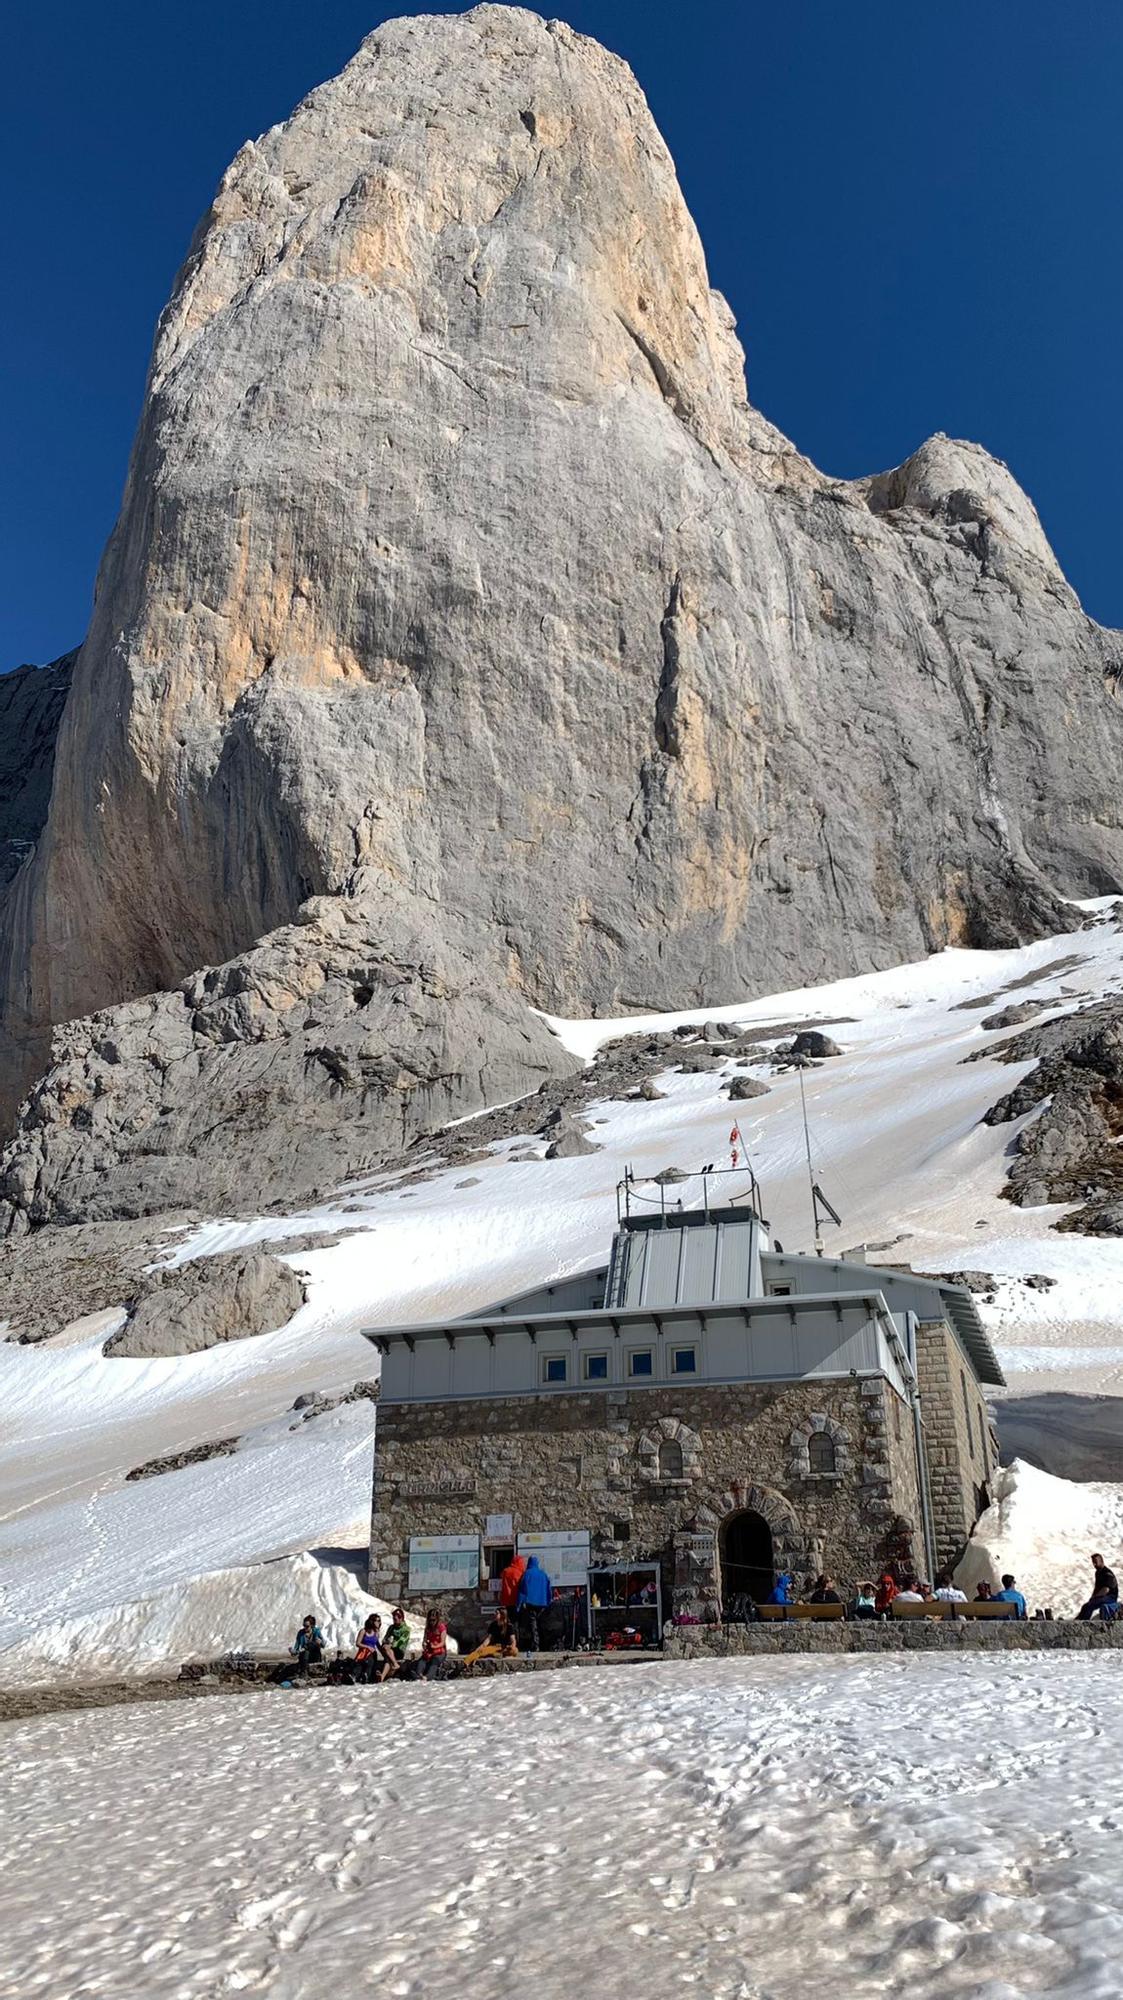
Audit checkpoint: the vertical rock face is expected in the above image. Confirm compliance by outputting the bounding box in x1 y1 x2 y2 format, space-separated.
2 4 1123 1225
0 656 73 890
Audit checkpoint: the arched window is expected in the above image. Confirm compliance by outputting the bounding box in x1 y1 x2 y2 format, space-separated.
808 1432 836 1475
658 1439 684 1480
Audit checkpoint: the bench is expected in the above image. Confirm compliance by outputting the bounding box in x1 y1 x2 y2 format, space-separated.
756 1601 845 1621
891 1597 1019 1620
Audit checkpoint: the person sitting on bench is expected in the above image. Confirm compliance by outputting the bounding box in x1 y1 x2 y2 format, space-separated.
934 1571 967 1603
809 1574 842 1605
894 1579 923 1603
874 1572 898 1616
1076 1554 1119 1622
462 1608 519 1666
767 1572 794 1607
850 1581 877 1620
992 1574 1027 1619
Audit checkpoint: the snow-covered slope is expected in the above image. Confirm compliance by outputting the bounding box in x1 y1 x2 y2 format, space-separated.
2 903 1121 1678
0 1551 395 1687
957 1459 1123 1613
3 1656 1123 1998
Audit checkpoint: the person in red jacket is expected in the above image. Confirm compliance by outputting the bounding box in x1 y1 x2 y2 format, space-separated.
874 1572 898 1617
499 1554 527 1611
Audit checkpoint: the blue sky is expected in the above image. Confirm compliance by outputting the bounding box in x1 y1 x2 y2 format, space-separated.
3 1 1121 665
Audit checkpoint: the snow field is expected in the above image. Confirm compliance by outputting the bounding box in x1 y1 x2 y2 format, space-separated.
2 1655 1122 1998
2 909 1121 1680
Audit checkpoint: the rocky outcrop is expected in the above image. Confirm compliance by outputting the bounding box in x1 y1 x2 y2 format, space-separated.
2 6 1123 1228
125 1436 241 1480
727 1076 770 1101
0 899 571 1231
789 1031 842 1059
104 1250 305 1358
981 997 1123 1229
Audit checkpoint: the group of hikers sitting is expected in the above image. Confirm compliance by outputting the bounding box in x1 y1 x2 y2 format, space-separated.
282 1550 1120 1679
755 1551 1119 1622
287 1606 449 1682
283 1552 555 1685
744 1567 1030 1618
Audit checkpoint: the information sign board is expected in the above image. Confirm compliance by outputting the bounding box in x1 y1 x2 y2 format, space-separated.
517 1529 591 1587
407 1534 480 1591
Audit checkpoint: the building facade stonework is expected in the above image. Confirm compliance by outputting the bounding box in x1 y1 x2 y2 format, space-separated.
916 1319 998 1567
370 1376 925 1635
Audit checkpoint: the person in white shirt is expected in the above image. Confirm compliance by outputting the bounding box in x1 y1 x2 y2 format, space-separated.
894 1581 923 1603
934 1570 967 1603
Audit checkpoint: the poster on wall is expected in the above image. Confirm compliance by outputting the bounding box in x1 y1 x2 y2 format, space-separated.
407 1534 480 1591
517 1530 591 1587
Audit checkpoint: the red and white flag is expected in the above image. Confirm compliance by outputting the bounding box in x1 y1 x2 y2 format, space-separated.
729 1123 742 1168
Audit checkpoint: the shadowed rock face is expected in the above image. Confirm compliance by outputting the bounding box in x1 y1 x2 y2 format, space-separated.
2 4 1123 1227
0 657 73 890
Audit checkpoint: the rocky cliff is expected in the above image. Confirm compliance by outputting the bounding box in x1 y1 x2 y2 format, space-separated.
0 656 73 891
3 4 1122 1231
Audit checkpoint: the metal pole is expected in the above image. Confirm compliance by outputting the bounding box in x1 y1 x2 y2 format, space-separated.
798 1068 822 1255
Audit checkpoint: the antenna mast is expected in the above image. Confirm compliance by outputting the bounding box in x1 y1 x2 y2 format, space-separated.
798 1068 822 1255
798 1068 843 1256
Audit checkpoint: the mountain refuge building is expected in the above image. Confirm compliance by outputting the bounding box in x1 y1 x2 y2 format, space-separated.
363 1188 1003 1637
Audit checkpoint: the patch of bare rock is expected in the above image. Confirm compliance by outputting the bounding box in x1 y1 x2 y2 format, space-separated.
126 1436 241 1481
975 998 1123 1231
0 1215 197 1345
103 1251 306 1359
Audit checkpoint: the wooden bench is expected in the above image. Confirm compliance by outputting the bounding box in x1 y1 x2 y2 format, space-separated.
756 1601 845 1621
891 1597 1019 1620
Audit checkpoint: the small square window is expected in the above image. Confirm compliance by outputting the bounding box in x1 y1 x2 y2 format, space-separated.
671 1346 697 1375
583 1352 609 1382
628 1349 654 1378
542 1354 568 1384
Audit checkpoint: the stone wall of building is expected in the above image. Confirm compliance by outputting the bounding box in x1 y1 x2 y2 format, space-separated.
874 1373 927 1581
370 1375 923 1638
915 1320 998 1566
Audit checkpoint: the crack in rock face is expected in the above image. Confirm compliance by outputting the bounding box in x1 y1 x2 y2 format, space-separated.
2 6 1123 1229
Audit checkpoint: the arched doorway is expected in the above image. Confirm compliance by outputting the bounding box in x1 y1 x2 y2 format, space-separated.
720 1509 774 1614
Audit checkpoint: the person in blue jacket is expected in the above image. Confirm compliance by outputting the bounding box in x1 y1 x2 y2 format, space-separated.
991 1573 1027 1619
768 1572 794 1606
516 1555 552 1652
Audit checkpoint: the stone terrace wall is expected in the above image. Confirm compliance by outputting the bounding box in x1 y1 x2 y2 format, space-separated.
666 1621 1123 1656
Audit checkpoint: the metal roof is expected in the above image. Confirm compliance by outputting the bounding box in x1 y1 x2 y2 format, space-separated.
938 1284 1006 1388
